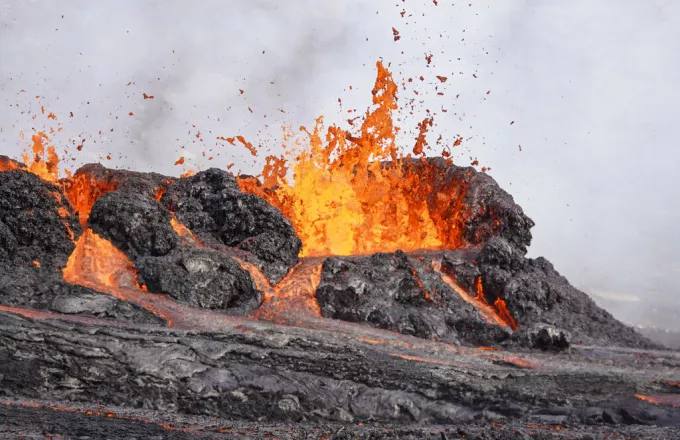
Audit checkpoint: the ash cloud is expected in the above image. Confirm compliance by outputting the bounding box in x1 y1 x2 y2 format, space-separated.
1 0 679 331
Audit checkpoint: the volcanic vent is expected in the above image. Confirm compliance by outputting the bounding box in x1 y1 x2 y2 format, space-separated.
0 62 647 349
1 62 677 438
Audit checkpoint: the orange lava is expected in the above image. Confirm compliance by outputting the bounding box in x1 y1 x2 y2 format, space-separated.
0 400 193 433
61 170 119 227
499 355 534 369
635 394 680 408
236 257 324 320
0 61 523 337
432 260 517 330
170 216 203 245
240 61 468 257
389 353 455 367
167 215 323 320
0 305 64 321
62 229 172 323
20 132 60 182
475 276 518 331
0 156 22 172
494 297 518 331
360 337 388 345
256 259 324 318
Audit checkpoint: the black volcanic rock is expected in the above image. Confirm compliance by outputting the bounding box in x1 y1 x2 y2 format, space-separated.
315 251 513 345
313 160 652 350
67 162 173 199
0 170 164 325
316 251 449 340
83 168 264 314
0 170 80 268
468 236 652 348
136 247 261 312
3 159 680 437
521 323 571 351
89 191 178 258
1 311 679 435
160 168 302 285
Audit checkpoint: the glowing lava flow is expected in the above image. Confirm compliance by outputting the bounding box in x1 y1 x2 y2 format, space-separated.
62 229 173 324
168 214 324 320
0 156 21 172
170 216 203 245
62 172 119 227
432 260 518 329
252 259 324 320
635 394 680 408
234 258 324 321
239 61 469 257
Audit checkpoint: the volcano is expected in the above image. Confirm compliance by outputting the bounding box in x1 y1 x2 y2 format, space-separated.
1 64 679 439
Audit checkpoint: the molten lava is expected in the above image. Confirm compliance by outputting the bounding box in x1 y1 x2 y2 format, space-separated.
4 61 475 260
252 259 324 319
21 132 60 183
635 394 680 408
0 60 521 337
168 214 323 320
475 276 518 331
234 257 323 321
62 171 119 226
0 156 22 172
62 229 171 323
170 216 203 245
63 229 146 291
432 260 518 329
239 61 468 257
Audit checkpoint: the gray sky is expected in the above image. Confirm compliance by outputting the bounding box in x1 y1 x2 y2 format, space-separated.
1 0 679 330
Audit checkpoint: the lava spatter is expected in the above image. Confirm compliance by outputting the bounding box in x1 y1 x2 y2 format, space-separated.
62 170 119 227
21 132 60 183
240 61 464 257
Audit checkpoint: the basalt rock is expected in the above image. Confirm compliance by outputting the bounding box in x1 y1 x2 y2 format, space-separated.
1 311 679 438
1 159 679 438
313 160 651 349
0 170 164 325
88 190 178 258
315 251 512 345
472 236 654 348
161 168 302 285
136 247 261 312
0 170 80 268
81 167 264 313
66 162 174 199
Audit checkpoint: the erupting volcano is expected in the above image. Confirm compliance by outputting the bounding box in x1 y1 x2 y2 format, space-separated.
1 62 679 438
239 62 464 257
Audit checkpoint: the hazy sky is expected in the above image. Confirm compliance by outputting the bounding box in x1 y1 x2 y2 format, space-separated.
1 1 679 329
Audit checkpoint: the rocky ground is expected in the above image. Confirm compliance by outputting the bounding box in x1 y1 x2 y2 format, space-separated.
1 158 679 438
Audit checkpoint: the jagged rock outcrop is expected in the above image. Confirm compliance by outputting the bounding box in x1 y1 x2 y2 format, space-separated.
0 170 164 325
161 168 302 285
315 251 512 345
473 236 653 348
136 247 261 312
